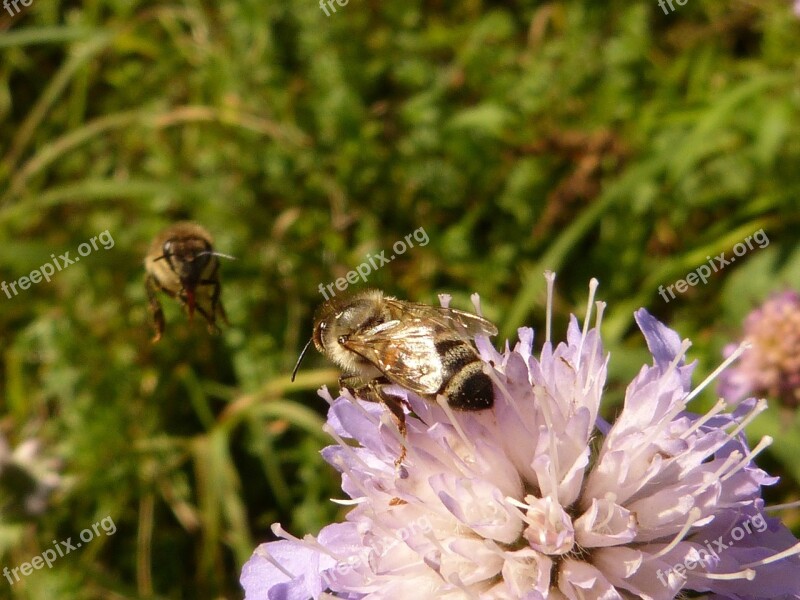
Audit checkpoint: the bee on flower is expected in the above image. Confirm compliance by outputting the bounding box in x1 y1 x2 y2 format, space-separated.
242 276 800 600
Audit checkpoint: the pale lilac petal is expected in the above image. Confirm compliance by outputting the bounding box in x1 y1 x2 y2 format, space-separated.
241 540 335 600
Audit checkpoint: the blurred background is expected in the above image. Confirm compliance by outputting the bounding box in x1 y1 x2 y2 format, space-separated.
1 1 799 598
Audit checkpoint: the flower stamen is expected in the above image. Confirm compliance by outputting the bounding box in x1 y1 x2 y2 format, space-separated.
582 301 606 395
741 541 800 568
684 341 751 404
330 497 365 506
695 568 756 581
721 399 768 443
679 398 728 440
485 367 527 424
719 436 773 482
255 546 297 579
766 500 800 512
696 451 742 495
647 507 702 559
323 423 373 471
544 270 555 345
436 394 477 461
344 393 383 425
270 524 344 562
576 278 599 371
667 339 693 377
330 455 375 500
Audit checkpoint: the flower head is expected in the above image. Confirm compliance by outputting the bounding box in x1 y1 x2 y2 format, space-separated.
718 290 800 407
243 279 800 599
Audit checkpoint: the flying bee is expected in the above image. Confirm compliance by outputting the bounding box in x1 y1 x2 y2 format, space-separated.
292 289 497 461
144 222 233 342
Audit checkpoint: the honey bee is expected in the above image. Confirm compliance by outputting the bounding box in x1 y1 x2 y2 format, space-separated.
144 222 232 342
292 289 497 457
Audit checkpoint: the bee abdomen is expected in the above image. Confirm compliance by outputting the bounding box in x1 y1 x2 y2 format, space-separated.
442 361 494 410
435 339 494 410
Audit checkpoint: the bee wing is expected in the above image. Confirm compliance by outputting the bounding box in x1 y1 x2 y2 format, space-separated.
341 320 445 395
384 298 498 339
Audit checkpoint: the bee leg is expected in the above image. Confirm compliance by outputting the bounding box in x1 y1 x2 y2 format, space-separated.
199 261 229 327
367 381 408 467
176 288 193 321
212 295 229 328
338 377 409 466
337 375 372 400
145 274 166 342
193 303 220 335
378 390 408 467
198 276 228 330
218 300 230 326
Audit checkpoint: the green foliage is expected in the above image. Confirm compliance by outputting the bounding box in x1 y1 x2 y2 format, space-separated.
0 0 799 597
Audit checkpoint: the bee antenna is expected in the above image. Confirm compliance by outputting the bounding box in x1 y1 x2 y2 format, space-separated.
198 251 237 261
291 337 315 382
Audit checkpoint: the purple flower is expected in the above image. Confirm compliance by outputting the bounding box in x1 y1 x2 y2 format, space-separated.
718 290 800 407
243 280 800 599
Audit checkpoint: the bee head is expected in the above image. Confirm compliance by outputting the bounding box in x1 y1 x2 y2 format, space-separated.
159 237 212 285
312 289 387 353
291 290 388 382
153 236 214 319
